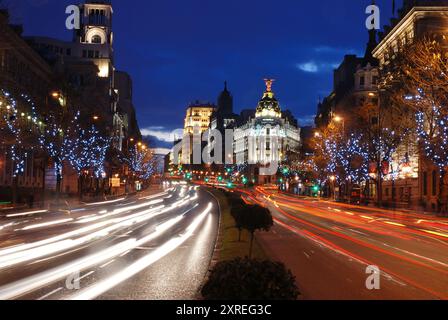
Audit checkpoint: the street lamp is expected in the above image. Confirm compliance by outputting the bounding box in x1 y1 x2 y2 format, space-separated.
333 114 345 134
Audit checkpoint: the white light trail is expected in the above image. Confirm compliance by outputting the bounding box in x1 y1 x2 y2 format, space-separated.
0 209 192 300
67 202 213 300
18 218 74 231
84 198 125 206
6 210 48 218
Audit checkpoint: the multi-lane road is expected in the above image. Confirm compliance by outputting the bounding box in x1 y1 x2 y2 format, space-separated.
0 185 219 300
1 182 447 300
239 187 448 300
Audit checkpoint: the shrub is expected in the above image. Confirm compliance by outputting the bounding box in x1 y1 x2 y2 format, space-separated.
202 257 299 300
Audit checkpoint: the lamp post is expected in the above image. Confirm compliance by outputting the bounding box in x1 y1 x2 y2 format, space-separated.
330 175 336 201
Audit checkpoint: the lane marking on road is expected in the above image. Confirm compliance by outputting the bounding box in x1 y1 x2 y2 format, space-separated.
119 250 131 257
100 260 115 269
384 221 406 227
382 243 448 268
37 287 63 300
348 229 368 236
303 252 311 260
420 229 448 239
79 271 95 280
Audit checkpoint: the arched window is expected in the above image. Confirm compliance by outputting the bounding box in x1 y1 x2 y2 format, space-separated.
91 35 102 44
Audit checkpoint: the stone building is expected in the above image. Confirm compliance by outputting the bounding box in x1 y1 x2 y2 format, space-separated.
234 80 301 185
0 9 59 203
373 0 448 211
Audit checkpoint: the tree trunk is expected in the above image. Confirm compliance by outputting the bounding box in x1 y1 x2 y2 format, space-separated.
78 176 83 201
56 172 62 204
438 171 445 215
238 228 242 242
249 232 254 258
41 160 46 208
377 159 383 208
12 176 18 205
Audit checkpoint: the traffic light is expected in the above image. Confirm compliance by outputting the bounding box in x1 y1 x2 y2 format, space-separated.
217 176 223 182
242 177 248 184
227 182 234 188
312 185 320 192
205 177 209 182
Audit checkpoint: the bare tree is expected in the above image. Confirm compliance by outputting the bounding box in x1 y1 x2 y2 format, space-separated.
385 36 448 213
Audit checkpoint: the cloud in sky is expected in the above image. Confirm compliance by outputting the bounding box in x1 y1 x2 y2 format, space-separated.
297 114 316 127
313 46 360 55
141 126 183 143
151 147 171 155
296 61 339 73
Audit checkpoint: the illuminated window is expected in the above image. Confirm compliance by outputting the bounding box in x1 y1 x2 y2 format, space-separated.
92 35 102 44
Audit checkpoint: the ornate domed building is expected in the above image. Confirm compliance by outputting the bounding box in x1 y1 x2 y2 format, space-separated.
234 79 301 185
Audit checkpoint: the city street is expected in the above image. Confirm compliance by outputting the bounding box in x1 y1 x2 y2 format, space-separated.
0 185 219 300
239 187 448 300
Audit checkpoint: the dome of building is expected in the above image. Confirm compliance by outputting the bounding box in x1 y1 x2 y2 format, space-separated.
255 79 282 118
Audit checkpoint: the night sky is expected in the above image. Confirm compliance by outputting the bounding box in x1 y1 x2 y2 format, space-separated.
9 0 400 152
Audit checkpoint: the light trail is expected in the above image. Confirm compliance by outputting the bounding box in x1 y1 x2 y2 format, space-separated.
6 210 48 218
0 195 196 270
67 202 213 300
84 198 126 206
0 195 183 259
274 217 448 299
274 205 448 276
0 206 195 300
18 218 74 231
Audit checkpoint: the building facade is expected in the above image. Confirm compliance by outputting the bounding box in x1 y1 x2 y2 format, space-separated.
26 0 130 152
372 0 448 210
234 80 301 185
181 102 216 165
0 9 59 203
